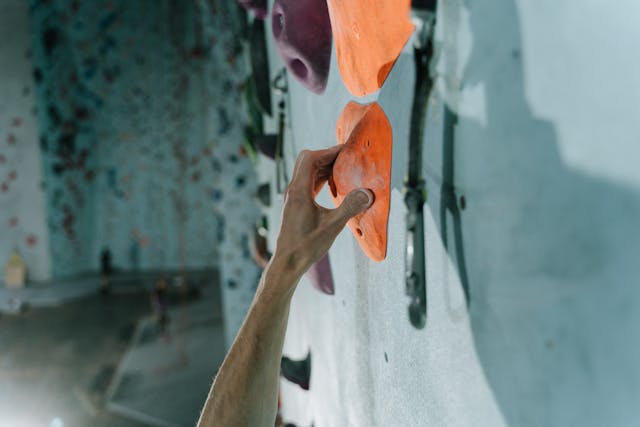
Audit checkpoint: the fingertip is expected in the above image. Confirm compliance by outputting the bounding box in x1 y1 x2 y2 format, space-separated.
357 188 374 208
326 144 344 156
315 145 343 165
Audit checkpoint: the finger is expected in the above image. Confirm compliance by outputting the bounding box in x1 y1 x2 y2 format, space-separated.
326 188 374 228
313 144 343 166
290 150 312 184
292 145 343 197
313 167 333 196
301 146 342 186
292 145 341 180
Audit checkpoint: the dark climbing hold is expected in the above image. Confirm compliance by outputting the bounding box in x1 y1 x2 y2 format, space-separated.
42 27 60 56
281 352 311 390
33 68 43 83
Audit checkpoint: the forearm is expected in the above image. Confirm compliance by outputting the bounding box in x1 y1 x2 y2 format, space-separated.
197 255 302 427
197 146 372 426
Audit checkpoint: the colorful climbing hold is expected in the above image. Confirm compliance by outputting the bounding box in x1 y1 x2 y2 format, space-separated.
329 101 392 262
271 0 333 94
326 0 414 96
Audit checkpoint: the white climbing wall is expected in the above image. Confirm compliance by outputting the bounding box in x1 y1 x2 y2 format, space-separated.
259 0 640 426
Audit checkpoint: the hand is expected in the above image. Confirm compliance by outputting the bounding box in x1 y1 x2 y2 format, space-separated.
270 145 374 282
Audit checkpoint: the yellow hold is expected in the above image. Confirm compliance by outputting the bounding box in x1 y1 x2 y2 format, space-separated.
5 250 26 288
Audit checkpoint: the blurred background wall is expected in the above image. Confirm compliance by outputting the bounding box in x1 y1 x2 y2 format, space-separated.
1 1 261 345
0 0 259 297
0 0 51 281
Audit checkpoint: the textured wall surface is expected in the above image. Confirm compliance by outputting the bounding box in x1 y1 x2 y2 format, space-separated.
0 0 51 282
27 0 259 282
198 1 262 347
257 0 640 426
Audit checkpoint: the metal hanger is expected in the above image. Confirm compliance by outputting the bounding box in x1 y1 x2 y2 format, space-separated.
404 0 437 329
272 68 290 194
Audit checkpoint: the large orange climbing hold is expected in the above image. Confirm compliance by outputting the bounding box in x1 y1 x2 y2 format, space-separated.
329 101 392 262
326 0 414 97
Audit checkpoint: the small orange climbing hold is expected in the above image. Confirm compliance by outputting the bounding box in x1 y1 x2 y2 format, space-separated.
326 0 414 96
329 101 392 262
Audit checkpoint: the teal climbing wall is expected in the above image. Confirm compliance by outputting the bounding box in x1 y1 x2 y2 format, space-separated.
28 0 259 279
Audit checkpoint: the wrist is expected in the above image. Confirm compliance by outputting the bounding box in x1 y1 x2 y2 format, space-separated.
262 251 305 294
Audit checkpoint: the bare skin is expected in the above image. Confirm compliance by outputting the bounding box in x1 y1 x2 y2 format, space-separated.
197 145 373 427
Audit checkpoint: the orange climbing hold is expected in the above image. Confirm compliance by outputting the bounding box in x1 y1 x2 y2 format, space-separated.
329 101 392 262
326 0 414 97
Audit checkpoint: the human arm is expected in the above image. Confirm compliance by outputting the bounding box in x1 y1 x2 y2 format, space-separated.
197 145 373 427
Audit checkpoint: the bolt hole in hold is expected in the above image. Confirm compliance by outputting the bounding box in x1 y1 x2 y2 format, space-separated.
356 228 363 237
290 58 308 79
366 139 371 148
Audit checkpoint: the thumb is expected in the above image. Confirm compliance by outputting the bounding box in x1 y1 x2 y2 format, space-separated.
332 188 374 225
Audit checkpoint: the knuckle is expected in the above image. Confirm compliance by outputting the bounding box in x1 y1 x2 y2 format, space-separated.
293 150 313 174
284 182 303 203
296 150 311 164
284 184 296 200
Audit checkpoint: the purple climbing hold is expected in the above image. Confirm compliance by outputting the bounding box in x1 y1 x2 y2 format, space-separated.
306 253 334 295
271 0 332 94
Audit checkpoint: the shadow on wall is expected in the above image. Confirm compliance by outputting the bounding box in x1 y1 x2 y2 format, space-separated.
428 0 640 425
